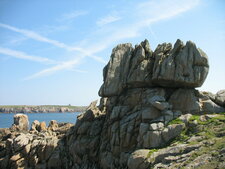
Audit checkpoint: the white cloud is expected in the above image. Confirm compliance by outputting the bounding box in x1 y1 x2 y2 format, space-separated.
0 23 106 64
23 0 198 79
8 36 28 45
0 23 71 49
93 0 199 47
0 0 199 80
23 56 84 80
137 0 199 26
58 10 88 22
97 15 121 26
24 45 107 80
0 47 56 64
148 25 158 41
39 25 70 34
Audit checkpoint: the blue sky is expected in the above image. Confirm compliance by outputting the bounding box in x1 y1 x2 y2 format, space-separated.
0 0 224 106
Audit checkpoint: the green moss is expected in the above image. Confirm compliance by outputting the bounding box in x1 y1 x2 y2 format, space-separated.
198 130 215 139
170 114 225 145
171 128 190 144
182 114 225 166
211 114 225 121
183 136 225 167
167 118 184 125
147 149 158 158
189 114 225 126
189 115 200 121
151 113 225 168
188 140 199 145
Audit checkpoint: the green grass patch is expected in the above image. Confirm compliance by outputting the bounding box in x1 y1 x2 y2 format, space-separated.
189 115 200 122
167 118 184 126
211 114 225 121
182 136 225 168
175 129 189 143
198 130 215 139
147 149 158 158
189 114 225 125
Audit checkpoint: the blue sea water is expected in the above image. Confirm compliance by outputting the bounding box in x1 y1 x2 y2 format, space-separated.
0 112 81 128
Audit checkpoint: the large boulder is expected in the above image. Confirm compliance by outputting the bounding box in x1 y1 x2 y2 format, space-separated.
99 39 209 97
13 133 32 152
30 120 40 132
215 90 225 107
11 114 29 131
99 43 133 97
126 40 154 88
152 39 209 87
169 89 201 113
127 149 150 169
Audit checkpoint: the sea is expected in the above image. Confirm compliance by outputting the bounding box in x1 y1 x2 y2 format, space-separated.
0 112 81 128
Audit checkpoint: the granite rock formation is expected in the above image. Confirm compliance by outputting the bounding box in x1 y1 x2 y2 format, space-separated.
99 39 209 97
64 39 224 169
11 114 29 131
0 39 224 169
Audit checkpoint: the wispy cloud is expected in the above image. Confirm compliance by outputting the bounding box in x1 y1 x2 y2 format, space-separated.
23 56 84 80
24 45 107 80
0 23 106 64
58 10 88 22
0 23 72 50
147 25 159 41
97 15 121 26
137 0 199 26
0 47 56 64
57 0 199 79
93 0 199 46
0 0 199 80
39 25 70 34
0 46 88 80
8 36 28 45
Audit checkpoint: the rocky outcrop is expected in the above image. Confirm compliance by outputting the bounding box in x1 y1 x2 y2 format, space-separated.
152 40 209 88
11 114 29 131
0 39 224 169
127 113 225 169
99 39 209 97
215 90 225 107
64 39 223 169
0 118 73 169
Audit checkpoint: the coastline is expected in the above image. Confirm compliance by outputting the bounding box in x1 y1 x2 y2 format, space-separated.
0 105 87 114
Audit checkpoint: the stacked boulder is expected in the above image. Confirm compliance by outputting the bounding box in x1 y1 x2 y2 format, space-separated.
65 39 224 169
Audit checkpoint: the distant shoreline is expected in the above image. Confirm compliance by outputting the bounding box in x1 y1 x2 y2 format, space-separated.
0 105 87 114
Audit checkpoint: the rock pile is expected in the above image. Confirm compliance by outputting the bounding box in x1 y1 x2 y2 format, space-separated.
0 39 224 169
0 116 73 169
